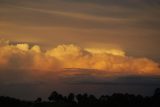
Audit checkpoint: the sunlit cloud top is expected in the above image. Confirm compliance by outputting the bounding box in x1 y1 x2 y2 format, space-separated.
0 39 159 78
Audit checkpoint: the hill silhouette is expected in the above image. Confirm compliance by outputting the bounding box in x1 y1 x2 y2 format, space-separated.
0 88 160 107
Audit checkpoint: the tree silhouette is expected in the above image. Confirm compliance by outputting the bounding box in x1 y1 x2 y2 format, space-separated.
35 97 42 103
48 91 64 102
67 93 75 102
154 88 160 97
0 88 160 107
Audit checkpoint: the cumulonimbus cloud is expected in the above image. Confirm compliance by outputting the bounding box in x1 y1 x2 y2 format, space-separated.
0 39 159 77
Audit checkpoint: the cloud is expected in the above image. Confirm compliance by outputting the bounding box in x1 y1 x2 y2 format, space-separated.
0 39 160 99
0 40 62 71
0 39 159 77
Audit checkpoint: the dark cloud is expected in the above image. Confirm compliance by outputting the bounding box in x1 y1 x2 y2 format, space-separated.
1 68 160 100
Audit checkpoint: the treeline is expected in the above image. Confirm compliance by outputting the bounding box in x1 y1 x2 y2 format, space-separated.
0 88 160 107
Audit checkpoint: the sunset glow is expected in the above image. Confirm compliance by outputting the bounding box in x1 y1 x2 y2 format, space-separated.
0 39 159 77
0 0 160 100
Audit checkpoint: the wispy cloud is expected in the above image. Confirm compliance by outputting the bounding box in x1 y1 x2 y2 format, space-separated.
15 6 128 22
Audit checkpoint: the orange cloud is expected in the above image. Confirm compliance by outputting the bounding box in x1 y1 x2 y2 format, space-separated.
0 39 159 77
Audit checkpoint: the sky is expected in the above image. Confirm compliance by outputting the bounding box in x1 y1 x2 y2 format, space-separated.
0 0 160 100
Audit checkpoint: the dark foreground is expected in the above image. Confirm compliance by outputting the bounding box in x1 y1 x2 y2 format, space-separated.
0 88 160 107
